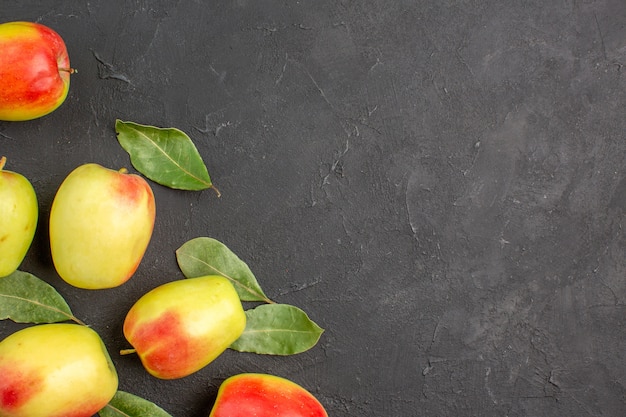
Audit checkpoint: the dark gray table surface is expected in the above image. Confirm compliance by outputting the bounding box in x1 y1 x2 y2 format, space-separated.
2 1 625 416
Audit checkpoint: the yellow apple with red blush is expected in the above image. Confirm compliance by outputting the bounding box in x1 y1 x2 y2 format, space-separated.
49 163 155 289
0 21 74 121
0 156 38 277
123 275 246 379
0 323 118 417
209 373 329 417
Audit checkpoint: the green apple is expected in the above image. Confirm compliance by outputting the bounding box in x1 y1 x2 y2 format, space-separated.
0 21 74 121
209 373 329 417
123 275 246 379
0 323 118 417
49 163 155 289
0 156 38 277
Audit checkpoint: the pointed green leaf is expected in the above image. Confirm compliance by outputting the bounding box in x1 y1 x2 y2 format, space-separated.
176 237 271 303
230 304 324 355
115 119 217 192
0 271 76 324
99 391 173 417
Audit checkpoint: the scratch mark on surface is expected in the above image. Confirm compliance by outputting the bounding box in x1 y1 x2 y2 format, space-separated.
430 319 441 345
303 67 335 110
561 390 596 416
547 370 560 389
145 21 164 55
255 25 279 34
422 318 442 376
278 277 321 296
91 50 133 84
89 101 100 127
597 274 620 305
485 367 498 404
206 64 232 97
369 57 383 73
322 139 350 185
294 23 313 30
214 121 232 136
463 140 482 176
275 53 288 85
208 64 227 83
594 13 607 61
194 112 237 136
455 47 477 81
340 120 360 138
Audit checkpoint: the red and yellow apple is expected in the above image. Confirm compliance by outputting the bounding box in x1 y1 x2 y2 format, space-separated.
0 323 118 417
0 156 38 277
49 163 155 289
209 373 329 417
0 21 74 121
123 275 246 379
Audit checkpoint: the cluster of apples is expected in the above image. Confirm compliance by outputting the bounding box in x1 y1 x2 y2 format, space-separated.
0 21 328 417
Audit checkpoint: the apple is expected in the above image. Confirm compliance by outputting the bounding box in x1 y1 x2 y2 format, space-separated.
209 373 329 417
0 323 118 417
123 275 246 379
0 156 38 277
0 21 74 121
49 163 155 289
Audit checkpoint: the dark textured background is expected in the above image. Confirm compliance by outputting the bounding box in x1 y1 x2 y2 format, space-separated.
1 1 625 416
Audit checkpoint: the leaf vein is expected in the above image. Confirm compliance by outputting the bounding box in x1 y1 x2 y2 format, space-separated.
243 329 320 334
101 402 132 417
0 294 72 319
179 252 271 303
130 126 210 186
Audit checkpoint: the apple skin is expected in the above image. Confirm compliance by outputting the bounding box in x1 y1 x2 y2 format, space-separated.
0 156 38 277
0 21 73 121
123 275 246 379
209 373 329 417
49 163 155 289
0 323 118 417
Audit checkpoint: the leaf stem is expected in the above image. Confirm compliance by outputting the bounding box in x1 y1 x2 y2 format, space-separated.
72 316 88 326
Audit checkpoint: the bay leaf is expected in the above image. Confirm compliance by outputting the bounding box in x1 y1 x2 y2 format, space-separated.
176 237 271 303
115 120 218 193
0 270 77 324
99 391 173 417
230 304 324 355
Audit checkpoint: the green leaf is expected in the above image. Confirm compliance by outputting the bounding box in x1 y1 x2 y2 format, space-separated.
115 119 218 193
176 237 272 303
98 391 173 417
230 304 324 355
0 271 77 324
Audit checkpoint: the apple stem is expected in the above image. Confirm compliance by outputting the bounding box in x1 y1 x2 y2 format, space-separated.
120 348 137 356
0 156 6 171
118 168 129 174
59 67 77 74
